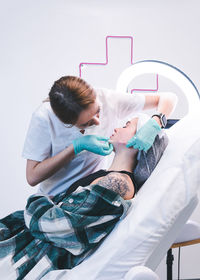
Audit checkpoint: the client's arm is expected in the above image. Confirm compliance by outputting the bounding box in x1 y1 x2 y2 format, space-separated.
91 142 138 200
92 172 134 200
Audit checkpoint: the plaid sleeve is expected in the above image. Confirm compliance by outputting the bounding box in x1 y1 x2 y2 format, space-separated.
24 185 131 256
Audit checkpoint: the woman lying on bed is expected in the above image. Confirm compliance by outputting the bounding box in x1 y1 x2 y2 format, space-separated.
0 114 168 280
65 114 168 199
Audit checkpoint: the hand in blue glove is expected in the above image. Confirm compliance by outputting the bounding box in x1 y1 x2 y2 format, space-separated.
73 135 113 156
126 118 161 152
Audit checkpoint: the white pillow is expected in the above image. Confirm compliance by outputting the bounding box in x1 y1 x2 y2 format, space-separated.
43 111 200 280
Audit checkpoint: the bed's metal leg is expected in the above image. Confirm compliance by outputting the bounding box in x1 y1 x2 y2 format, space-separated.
166 248 174 280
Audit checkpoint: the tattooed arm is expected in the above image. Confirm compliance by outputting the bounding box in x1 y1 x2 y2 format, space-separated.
91 172 135 200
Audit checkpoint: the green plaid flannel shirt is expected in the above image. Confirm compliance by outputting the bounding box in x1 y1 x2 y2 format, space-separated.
0 184 131 280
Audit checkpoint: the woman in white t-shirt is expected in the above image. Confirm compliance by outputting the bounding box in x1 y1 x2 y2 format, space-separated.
22 76 177 196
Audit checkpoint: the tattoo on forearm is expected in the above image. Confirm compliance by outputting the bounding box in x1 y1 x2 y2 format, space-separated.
97 172 132 198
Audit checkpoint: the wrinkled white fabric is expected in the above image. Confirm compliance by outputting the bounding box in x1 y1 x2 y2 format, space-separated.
41 111 200 280
124 266 160 280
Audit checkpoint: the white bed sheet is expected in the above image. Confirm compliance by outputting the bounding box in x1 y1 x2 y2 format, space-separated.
42 111 200 280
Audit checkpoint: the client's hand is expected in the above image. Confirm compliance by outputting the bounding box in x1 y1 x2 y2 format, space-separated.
126 119 161 152
73 135 113 155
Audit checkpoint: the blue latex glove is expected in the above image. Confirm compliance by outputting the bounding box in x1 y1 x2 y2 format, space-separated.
73 135 113 155
126 118 161 152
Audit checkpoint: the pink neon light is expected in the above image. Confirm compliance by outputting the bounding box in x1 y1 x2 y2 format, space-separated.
79 35 159 93
79 35 134 77
131 74 159 93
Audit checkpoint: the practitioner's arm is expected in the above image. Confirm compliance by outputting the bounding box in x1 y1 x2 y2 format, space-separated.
143 92 178 119
26 144 75 186
27 135 113 186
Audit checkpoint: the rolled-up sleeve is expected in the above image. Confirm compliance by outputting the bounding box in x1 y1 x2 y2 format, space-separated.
100 89 145 119
115 91 145 119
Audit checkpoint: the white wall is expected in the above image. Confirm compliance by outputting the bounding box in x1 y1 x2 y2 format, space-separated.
0 0 200 278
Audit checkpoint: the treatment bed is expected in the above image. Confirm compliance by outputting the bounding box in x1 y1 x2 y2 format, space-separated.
40 61 200 279
41 110 200 280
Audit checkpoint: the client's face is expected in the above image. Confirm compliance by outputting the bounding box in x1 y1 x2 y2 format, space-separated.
110 117 138 144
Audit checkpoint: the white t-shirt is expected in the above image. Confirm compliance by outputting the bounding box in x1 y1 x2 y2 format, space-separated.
22 88 145 195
